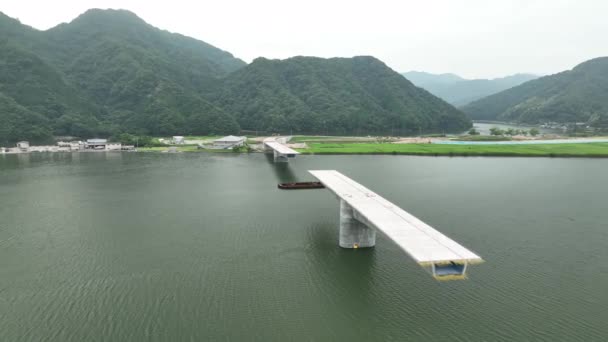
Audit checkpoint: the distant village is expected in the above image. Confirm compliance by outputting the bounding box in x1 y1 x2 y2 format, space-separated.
0 135 248 154
0 139 135 154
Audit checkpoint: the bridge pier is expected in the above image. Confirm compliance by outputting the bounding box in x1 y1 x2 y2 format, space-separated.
273 150 289 163
339 199 376 248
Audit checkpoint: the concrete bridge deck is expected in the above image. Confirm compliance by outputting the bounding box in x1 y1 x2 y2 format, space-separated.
264 137 299 162
264 141 300 155
309 170 483 280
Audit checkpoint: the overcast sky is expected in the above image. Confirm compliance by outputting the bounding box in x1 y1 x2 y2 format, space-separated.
3 0 607 79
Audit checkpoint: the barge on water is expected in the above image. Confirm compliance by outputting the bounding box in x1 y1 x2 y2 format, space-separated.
278 182 325 190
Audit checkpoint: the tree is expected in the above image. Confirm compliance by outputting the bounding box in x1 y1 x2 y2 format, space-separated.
468 127 480 135
114 133 158 147
489 127 504 136
116 133 137 145
529 128 540 136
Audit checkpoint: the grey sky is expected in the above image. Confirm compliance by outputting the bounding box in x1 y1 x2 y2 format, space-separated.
3 0 607 79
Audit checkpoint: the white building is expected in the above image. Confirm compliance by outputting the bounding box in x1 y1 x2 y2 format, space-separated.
86 139 108 150
17 141 29 151
71 142 83 151
172 136 185 144
213 135 246 149
57 141 82 151
106 143 123 151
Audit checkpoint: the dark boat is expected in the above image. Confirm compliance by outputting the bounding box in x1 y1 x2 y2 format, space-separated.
278 182 325 190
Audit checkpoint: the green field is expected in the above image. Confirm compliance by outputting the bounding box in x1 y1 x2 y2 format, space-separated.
290 135 360 143
297 142 608 157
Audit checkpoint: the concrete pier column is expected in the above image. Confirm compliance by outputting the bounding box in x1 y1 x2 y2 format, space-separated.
339 199 376 248
273 150 288 162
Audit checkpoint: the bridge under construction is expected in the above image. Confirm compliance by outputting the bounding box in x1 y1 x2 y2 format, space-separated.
309 170 483 280
263 137 299 162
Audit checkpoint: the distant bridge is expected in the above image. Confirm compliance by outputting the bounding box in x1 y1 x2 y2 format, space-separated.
309 170 483 280
264 137 299 162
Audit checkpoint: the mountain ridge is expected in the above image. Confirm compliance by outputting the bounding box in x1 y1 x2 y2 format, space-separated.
0 8 246 142
461 57 608 128
215 56 471 135
0 9 471 144
402 71 538 106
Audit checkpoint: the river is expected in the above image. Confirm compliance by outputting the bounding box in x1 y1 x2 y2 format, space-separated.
1 152 606 341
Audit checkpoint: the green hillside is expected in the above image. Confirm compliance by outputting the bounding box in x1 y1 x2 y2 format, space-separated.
0 93 53 145
0 9 471 144
403 71 538 106
462 57 608 129
217 56 471 135
0 9 244 141
40 9 244 136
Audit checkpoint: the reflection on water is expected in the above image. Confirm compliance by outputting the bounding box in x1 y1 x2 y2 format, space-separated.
265 153 298 183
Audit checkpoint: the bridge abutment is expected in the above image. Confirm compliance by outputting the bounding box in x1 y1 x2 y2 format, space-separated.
339 199 376 248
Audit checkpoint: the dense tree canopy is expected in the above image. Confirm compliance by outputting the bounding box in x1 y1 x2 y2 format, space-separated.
0 93 54 145
0 9 244 143
462 57 608 127
216 56 471 135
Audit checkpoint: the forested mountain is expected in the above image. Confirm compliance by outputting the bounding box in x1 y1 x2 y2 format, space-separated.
0 14 101 143
1 9 470 144
0 93 53 144
0 9 244 143
216 56 471 135
402 71 538 106
0 39 99 141
462 57 608 127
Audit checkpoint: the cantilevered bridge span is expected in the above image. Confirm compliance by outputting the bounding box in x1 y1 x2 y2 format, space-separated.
309 170 483 280
264 137 299 162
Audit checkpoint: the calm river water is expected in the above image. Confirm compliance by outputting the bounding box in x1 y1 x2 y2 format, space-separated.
1 152 607 341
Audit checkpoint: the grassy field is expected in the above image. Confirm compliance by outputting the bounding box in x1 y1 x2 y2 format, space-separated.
297 142 608 157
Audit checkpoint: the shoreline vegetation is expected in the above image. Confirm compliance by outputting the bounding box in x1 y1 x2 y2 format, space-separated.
130 135 608 158
4 134 608 158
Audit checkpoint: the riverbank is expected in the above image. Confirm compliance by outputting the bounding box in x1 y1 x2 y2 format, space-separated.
6 135 608 158
296 142 608 157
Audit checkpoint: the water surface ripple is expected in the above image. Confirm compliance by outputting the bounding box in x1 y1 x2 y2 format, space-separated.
1 153 607 341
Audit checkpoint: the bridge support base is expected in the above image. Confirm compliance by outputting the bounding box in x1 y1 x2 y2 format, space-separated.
339 199 376 248
274 150 288 163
